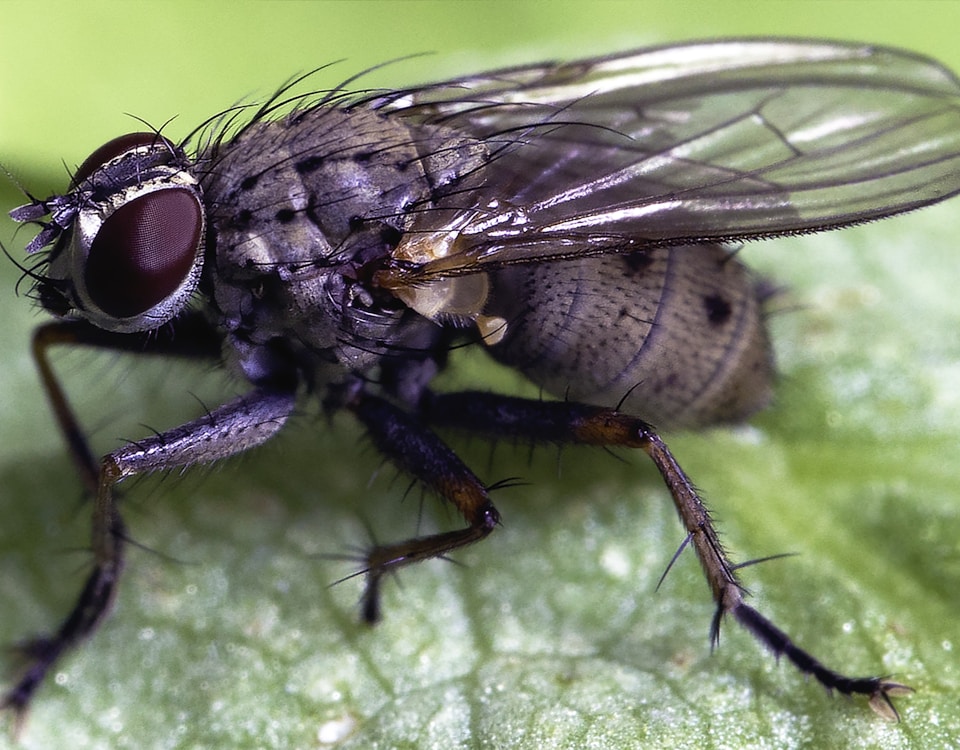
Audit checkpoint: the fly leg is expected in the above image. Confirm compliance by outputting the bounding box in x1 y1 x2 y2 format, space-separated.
345 390 500 624
30 313 225 495
2 315 296 725
420 390 910 720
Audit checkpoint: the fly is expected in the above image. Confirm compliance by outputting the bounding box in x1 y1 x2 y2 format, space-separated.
4 38 960 729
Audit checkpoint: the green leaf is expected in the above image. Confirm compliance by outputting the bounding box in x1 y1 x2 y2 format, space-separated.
2 3 960 749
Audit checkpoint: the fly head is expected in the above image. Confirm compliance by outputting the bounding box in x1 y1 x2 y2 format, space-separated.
11 132 205 333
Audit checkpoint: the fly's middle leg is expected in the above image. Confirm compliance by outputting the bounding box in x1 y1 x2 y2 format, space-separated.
346 391 500 624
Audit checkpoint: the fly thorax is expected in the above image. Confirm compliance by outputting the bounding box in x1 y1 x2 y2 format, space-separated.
200 106 487 379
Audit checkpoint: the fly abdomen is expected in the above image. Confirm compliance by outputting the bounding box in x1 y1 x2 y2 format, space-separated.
486 244 774 428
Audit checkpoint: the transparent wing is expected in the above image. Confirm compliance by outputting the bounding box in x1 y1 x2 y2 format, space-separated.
372 39 960 281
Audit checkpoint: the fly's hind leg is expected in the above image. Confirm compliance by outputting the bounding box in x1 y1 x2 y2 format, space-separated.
2 316 296 726
418 390 911 720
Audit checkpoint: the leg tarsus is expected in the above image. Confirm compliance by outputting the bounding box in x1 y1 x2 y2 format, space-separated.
359 501 501 624
2 512 124 727
732 601 911 720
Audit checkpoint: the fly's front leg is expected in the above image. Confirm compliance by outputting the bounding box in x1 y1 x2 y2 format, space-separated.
4 387 295 721
30 314 224 495
345 391 500 624
3 317 296 723
422 391 910 720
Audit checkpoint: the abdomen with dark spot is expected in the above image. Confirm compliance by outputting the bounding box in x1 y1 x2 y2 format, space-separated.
485 244 774 429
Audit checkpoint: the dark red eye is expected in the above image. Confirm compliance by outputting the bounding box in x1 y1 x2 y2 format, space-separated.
72 132 172 187
84 188 203 318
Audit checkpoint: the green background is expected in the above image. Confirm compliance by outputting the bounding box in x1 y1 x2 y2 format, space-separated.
2 2 960 748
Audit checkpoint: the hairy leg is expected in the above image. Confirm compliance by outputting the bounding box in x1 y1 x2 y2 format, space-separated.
3 316 295 726
411 390 909 719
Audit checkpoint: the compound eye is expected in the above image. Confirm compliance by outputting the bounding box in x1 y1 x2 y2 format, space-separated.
84 188 203 318
73 132 172 187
